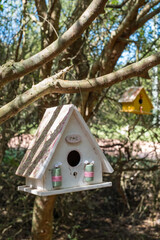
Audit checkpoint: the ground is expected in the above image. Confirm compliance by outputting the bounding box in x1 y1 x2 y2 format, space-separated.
0 166 159 240
0 135 159 239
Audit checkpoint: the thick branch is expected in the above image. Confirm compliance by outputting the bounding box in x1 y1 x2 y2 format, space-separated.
48 0 58 17
0 0 107 89
107 0 144 50
0 52 160 125
135 6 160 30
136 0 160 22
90 0 146 77
35 0 47 19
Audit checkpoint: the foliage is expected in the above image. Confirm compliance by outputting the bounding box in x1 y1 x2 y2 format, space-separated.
0 149 34 240
0 149 159 239
3 148 26 167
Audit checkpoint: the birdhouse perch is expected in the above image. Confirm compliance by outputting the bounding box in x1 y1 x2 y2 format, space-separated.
119 87 153 115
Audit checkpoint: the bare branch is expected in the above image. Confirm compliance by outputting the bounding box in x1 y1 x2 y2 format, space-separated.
90 0 146 77
135 6 160 29
0 52 160 124
0 0 108 89
48 0 58 16
136 0 160 22
35 0 47 19
37 13 59 38
122 166 159 172
106 0 144 51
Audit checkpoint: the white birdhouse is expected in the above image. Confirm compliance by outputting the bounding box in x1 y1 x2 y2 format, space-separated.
16 104 113 196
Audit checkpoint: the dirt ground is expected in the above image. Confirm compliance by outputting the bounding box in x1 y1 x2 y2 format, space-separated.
52 188 160 240
0 136 159 239
1 174 159 240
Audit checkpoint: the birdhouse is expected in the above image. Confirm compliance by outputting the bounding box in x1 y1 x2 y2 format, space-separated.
118 87 153 114
16 104 113 196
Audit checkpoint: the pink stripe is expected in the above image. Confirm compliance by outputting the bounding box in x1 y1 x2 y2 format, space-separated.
52 176 62 182
84 172 94 177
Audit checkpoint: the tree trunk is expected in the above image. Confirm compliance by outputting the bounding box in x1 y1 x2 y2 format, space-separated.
31 2 60 239
31 195 56 240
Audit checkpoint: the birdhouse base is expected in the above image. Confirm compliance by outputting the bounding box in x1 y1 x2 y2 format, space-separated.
120 110 152 115
18 182 112 196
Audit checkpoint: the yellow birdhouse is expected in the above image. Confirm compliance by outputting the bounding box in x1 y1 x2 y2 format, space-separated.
119 87 153 115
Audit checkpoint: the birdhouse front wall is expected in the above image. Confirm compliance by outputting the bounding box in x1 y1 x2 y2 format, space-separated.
43 112 103 191
122 102 135 113
119 87 153 115
133 89 152 114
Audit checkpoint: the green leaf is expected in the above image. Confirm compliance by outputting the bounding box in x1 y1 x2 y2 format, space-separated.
0 4 3 11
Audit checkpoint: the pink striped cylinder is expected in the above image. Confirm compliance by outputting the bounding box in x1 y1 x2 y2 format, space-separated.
52 167 62 187
84 163 94 182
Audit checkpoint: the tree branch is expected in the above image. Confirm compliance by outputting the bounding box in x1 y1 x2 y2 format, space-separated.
48 0 58 17
135 6 160 30
1 52 160 124
90 0 146 77
35 0 47 19
136 0 160 22
0 0 108 89
106 0 144 52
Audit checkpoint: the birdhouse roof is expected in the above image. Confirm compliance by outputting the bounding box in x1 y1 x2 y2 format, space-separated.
16 104 113 179
119 86 153 107
119 87 144 103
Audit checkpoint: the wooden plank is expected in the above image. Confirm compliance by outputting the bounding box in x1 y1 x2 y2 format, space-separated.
18 182 112 196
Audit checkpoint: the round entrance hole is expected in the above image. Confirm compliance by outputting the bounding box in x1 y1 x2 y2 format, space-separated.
139 98 143 104
67 150 80 167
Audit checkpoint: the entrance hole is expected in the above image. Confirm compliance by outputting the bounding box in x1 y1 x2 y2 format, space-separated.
67 150 80 167
139 98 143 104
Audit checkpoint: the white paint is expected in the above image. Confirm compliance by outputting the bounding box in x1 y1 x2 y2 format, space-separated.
18 182 112 196
17 104 114 196
26 176 44 190
74 109 114 173
44 112 102 190
30 106 74 179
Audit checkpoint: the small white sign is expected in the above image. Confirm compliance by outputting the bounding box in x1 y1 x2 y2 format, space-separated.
65 134 81 144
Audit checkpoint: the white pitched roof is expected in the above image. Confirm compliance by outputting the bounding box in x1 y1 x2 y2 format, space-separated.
16 104 113 179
